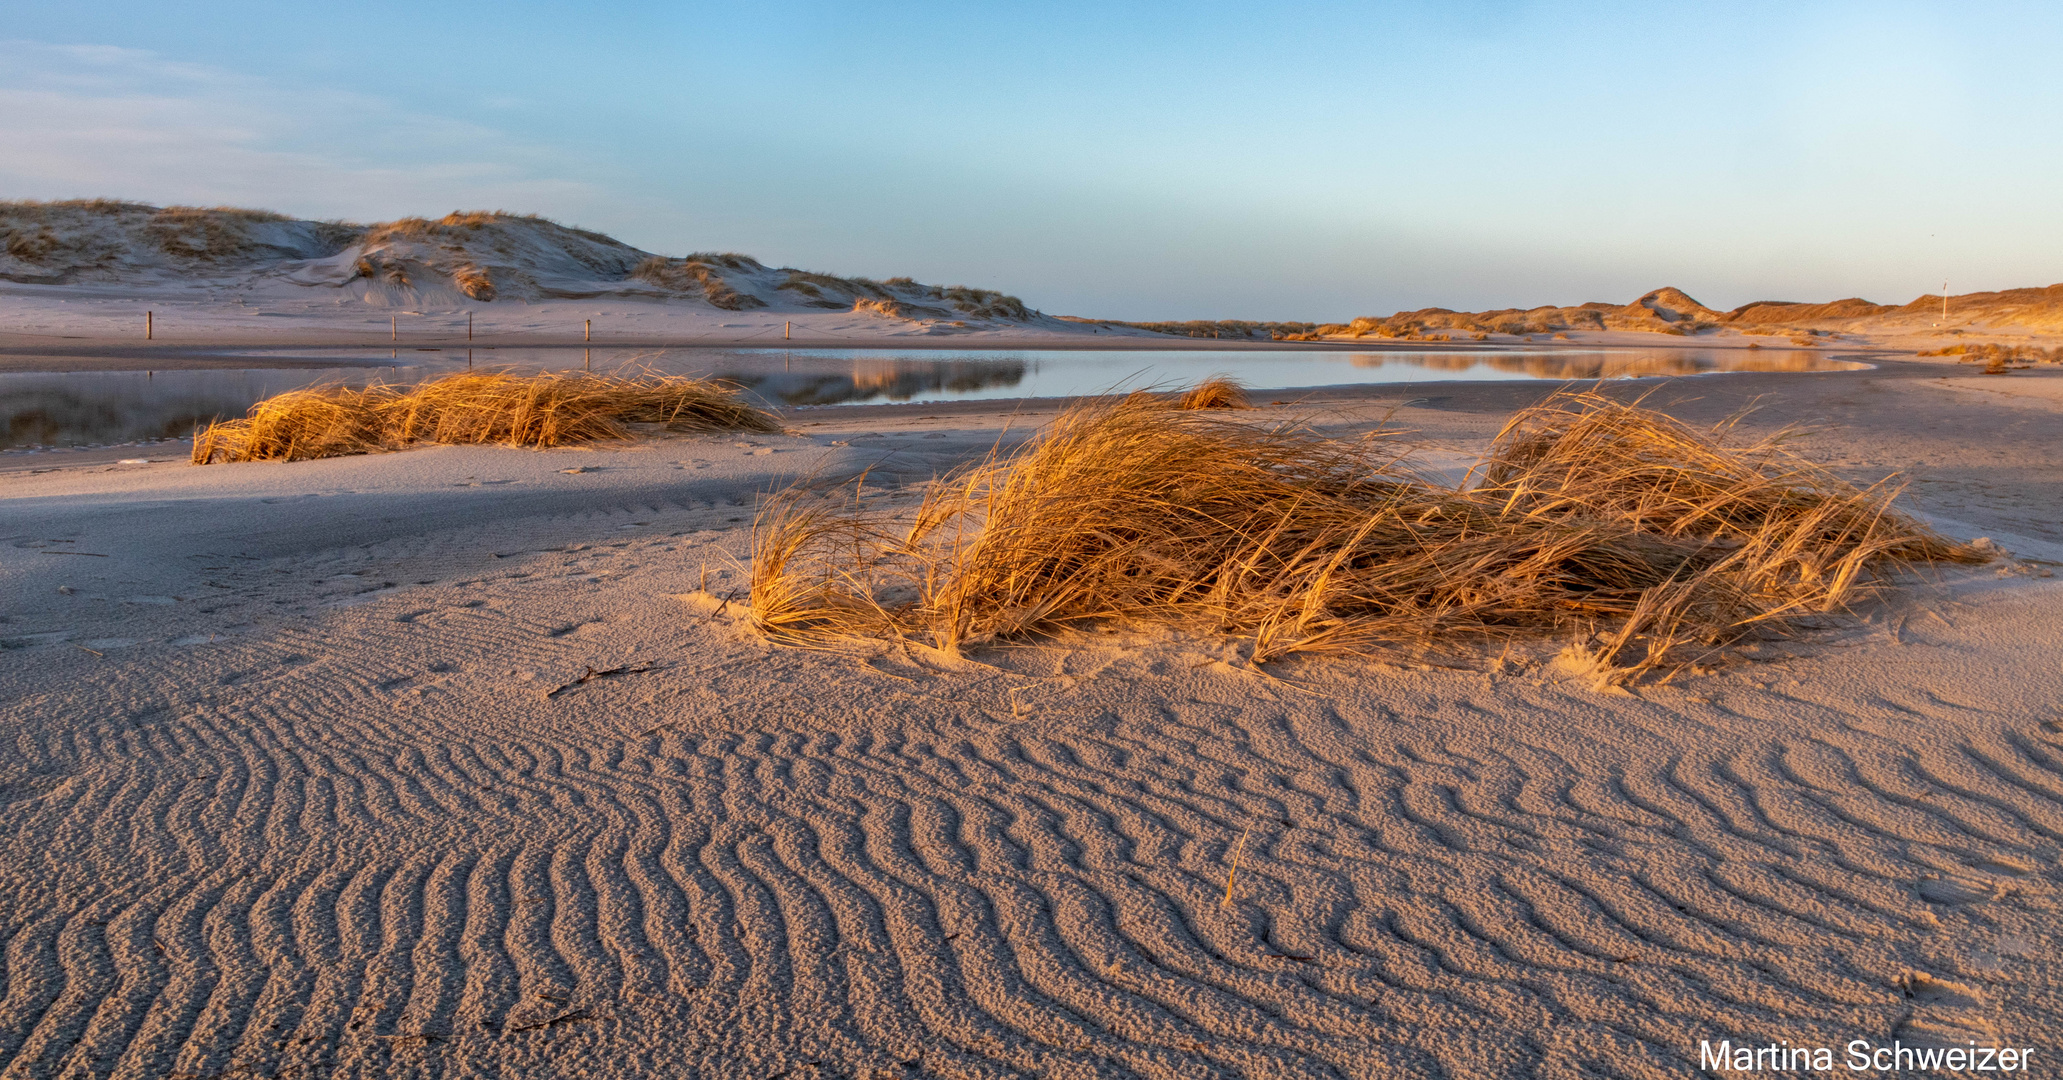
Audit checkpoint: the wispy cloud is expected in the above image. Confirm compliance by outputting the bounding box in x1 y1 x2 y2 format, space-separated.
0 40 597 220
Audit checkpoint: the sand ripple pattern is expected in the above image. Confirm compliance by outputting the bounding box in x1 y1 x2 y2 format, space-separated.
3 590 2061 1079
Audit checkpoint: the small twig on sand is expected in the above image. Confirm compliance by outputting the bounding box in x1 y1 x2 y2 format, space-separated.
694 589 739 626
73 643 104 657
506 1011 594 1034
544 663 655 699
1222 823 1252 908
41 550 109 557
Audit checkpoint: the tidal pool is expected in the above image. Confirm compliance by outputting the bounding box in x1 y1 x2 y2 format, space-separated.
0 346 1868 450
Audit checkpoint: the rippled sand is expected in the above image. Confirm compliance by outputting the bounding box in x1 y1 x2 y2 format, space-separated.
3 364 2059 1078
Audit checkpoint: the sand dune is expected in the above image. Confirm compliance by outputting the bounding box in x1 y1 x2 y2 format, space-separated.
0 202 1134 347
1282 285 2063 350
2 365 2059 1077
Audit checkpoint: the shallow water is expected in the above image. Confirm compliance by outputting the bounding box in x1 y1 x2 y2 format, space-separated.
0 346 1867 450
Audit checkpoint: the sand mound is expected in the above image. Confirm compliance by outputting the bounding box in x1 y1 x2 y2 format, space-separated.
748 389 1977 679
0 200 355 284
192 370 779 464
0 200 1050 325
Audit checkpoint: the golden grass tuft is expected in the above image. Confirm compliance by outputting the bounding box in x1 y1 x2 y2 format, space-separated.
190 384 400 464
631 256 767 310
1919 342 2060 364
746 388 1980 679
1176 377 1252 410
193 370 777 464
852 297 912 319
453 263 496 301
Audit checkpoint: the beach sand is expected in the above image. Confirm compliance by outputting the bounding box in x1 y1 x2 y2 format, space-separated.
2 358 2060 1078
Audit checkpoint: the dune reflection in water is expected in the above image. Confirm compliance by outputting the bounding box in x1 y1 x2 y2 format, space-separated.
719 357 1030 406
1351 349 1862 379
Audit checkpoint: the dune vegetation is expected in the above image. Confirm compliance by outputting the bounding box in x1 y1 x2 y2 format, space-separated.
1174 376 1252 409
747 388 1978 681
192 370 778 464
1105 318 1321 340
1918 342 2063 373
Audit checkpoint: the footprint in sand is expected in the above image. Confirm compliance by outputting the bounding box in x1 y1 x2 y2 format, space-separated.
1895 971 1996 1044
1900 971 1984 1007
1917 874 1997 904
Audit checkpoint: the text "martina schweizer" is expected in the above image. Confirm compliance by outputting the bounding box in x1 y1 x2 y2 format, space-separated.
1700 1040 2037 1072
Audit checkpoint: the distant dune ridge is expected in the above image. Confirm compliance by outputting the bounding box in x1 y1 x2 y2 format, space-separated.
1096 286 2063 343
1282 284 2063 343
0 200 1043 325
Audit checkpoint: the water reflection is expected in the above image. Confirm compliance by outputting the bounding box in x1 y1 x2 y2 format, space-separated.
722 357 1029 406
0 369 363 451
0 346 1869 450
1357 350 1854 379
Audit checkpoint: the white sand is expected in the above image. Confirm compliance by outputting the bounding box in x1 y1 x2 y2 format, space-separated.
2 367 2060 1078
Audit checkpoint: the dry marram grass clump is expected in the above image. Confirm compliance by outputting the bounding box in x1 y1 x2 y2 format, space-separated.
193 370 777 464
630 256 767 310
189 384 401 464
1176 377 1252 410
747 389 1979 680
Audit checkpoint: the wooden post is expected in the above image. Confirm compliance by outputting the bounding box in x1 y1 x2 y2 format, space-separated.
785 320 791 340
146 311 153 340
468 312 474 341
585 319 591 342
391 315 397 342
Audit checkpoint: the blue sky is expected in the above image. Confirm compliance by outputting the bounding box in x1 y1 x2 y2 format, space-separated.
1 1 2057 320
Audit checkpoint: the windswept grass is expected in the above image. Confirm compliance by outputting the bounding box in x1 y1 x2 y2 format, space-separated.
631 256 767 310
190 384 400 464
851 297 913 318
1918 343 2062 364
746 388 1979 680
453 263 495 301
1176 377 1252 410
193 370 778 464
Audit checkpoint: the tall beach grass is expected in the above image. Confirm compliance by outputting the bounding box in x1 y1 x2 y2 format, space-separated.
193 370 778 464
746 388 1979 680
